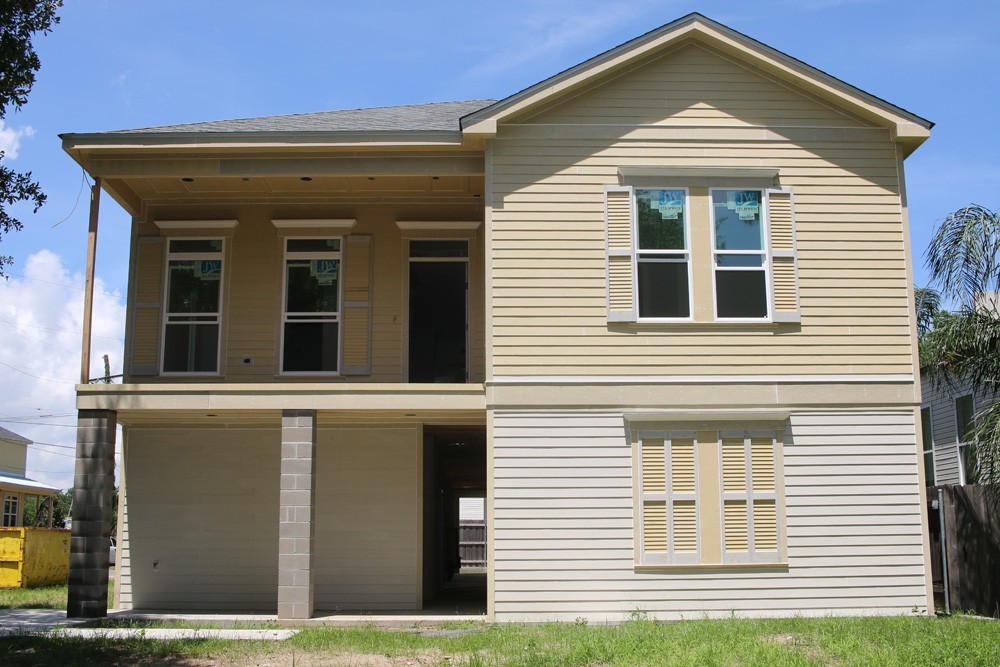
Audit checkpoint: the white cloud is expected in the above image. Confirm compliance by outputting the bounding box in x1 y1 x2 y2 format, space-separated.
0 250 126 490
0 121 36 160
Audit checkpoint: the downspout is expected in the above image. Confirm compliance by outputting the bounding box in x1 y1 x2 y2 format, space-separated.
79 178 102 384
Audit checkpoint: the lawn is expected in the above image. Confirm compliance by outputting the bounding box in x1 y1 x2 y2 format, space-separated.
0 581 114 611
0 614 997 666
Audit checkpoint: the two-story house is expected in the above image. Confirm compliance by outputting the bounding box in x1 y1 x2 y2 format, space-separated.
63 14 934 620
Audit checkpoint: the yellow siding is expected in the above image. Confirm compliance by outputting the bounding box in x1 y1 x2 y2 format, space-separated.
127 204 484 383
489 43 912 377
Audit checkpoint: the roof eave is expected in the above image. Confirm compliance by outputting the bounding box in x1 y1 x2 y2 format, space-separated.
461 13 932 143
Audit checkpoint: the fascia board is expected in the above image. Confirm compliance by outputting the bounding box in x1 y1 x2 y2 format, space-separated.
461 15 932 140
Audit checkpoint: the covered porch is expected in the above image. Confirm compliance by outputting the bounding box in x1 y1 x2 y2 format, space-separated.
71 383 487 619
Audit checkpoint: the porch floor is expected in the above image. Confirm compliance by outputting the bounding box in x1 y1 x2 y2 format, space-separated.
111 571 488 627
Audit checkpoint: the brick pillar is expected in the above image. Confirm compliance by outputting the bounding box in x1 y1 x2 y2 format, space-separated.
67 409 117 618
278 410 317 619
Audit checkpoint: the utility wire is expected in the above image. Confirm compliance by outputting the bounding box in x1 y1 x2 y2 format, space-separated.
0 316 124 342
0 361 75 384
50 167 89 229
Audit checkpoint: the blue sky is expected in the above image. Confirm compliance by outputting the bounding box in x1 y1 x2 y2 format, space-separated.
1 0 998 487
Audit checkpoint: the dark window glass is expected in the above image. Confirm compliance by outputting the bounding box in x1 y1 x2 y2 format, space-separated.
717 255 764 267
956 395 975 442
921 407 933 450
285 259 339 313
163 323 219 372
168 239 222 253
167 261 221 313
712 190 763 251
409 240 469 258
286 238 340 253
638 261 690 318
716 270 767 318
636 189 686 250
283 322 339 372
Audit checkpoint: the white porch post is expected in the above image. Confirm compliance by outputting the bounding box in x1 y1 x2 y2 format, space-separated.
278 409 317 619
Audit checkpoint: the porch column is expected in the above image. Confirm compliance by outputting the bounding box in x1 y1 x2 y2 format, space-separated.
278 409 317 619
67 408 117 618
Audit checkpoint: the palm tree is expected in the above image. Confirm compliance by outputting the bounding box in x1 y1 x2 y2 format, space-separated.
922 204 1000 484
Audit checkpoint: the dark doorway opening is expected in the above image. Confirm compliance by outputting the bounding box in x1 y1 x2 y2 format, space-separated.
409 261 467 383
423 425 486 613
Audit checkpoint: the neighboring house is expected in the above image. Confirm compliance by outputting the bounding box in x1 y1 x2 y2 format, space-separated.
0 427 58 528
62 14 934 620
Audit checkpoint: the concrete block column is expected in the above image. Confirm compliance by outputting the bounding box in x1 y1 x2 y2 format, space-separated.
67 409 117 618
278 409 317 619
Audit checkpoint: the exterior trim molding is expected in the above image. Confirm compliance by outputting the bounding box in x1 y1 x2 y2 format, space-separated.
487 374 915 385
154 219 238 230
272 218 356 230
395 220 482 231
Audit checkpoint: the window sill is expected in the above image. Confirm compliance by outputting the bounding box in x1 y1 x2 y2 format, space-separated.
635 562 788 573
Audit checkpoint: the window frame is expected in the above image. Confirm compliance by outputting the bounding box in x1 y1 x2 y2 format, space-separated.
633 187 694 323
920 405 935 485
2 493 20 527
955 394 976 485
278 236 345 376
708 187 773 322
160 237 225 376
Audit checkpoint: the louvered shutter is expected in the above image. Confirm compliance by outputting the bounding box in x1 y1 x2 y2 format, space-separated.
766 188 800 323
721 432 781 564
341 235 372 376
641 439 667 554
128 237 164 376
605 186 637 322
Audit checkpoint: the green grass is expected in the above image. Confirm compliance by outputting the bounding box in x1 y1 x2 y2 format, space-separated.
0 614 998 666
0 582 114 611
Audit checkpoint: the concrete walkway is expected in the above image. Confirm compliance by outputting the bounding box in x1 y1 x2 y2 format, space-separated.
0 608 297 640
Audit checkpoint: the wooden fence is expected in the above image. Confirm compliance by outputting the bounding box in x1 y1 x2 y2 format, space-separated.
459 520 486 567
927 485 1000 617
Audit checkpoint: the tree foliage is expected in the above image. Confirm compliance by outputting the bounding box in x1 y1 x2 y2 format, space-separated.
922 204 1000 484
0 0 62 276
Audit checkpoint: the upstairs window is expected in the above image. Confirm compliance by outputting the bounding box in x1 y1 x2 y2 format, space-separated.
635 189 691 319
921 406 935 484
162 239 223 374
711 189 769 320
281 238 342 374
955 394 977 484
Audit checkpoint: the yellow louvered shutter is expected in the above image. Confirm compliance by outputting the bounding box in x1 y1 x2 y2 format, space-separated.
721 432 782 564
643 501 667 553
129 236 164 376
669 437 698 559
605 186 637 322
642 439 665 493
767 188 800 323
724 500 749 553
341 235 372 375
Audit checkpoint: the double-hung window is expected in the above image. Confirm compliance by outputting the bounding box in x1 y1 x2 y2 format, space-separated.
920 406 935 484
2 494 19 527
635 189 691 319
637 427 783 567
955 394 977 484
711 189 769 319
162 239 223 374
281 238 342 374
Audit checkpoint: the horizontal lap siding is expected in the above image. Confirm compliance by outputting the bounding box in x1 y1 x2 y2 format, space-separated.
314 427 420 610
491 411 927 621
489 44 913 378
126 428 280 611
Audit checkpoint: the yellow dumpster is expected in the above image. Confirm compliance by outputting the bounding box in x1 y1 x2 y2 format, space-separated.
0 528 71 588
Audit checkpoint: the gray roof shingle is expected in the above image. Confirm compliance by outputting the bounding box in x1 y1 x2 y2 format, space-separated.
110 99 497 134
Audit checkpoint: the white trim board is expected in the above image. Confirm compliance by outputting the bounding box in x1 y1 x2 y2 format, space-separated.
487 374 915 385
